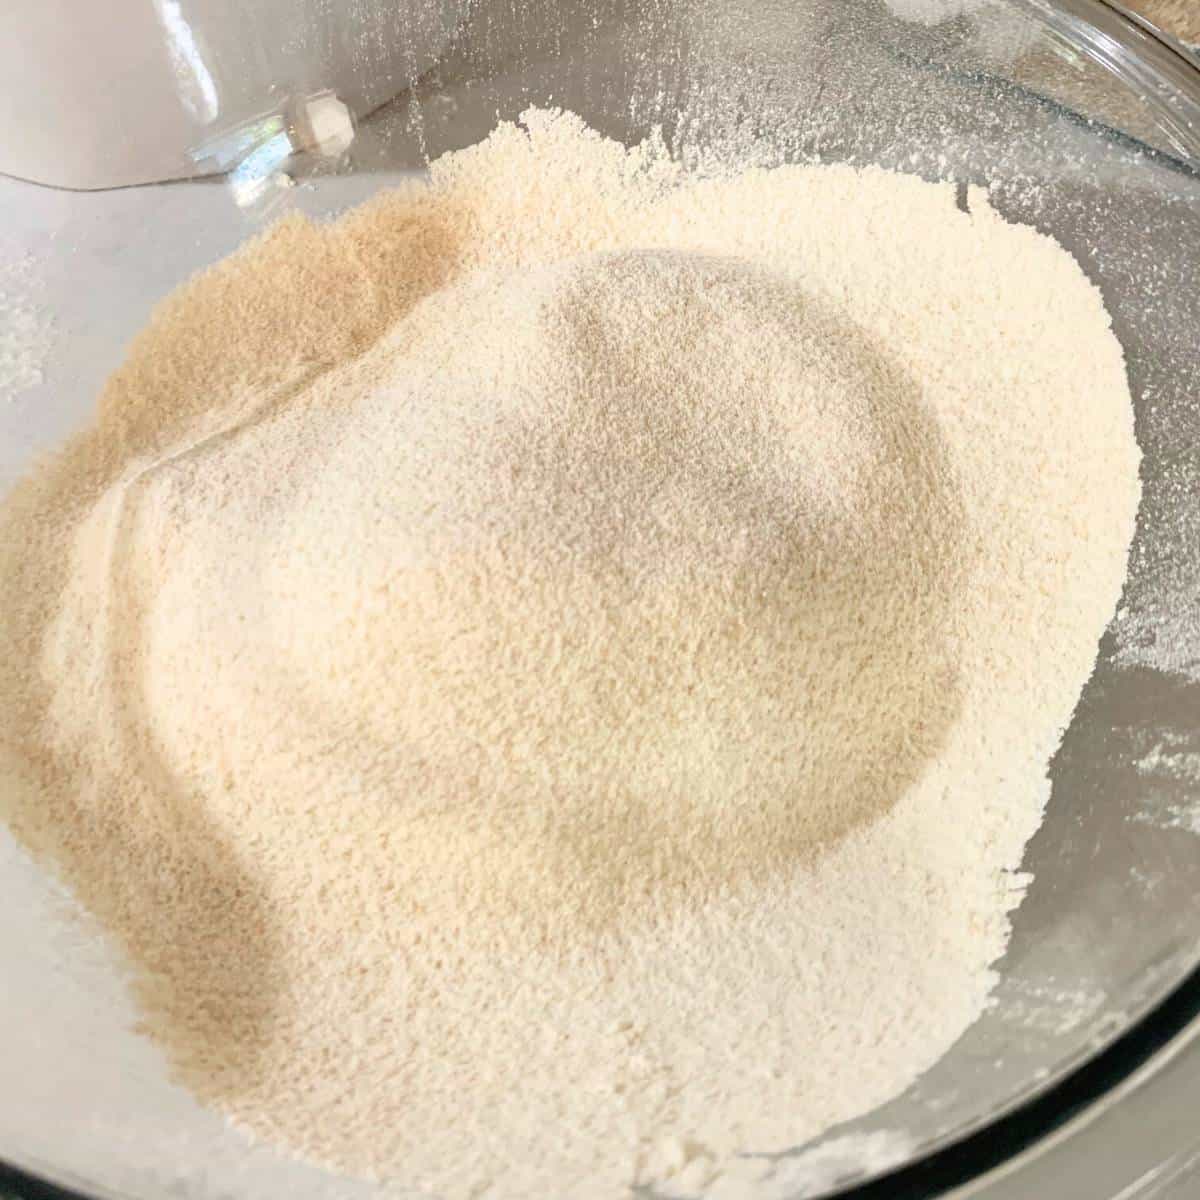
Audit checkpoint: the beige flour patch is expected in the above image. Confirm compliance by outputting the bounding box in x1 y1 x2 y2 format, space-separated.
0 110 1139 1199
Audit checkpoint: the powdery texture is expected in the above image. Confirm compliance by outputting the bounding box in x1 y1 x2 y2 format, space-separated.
0 110 1140 1199
0 252 54 403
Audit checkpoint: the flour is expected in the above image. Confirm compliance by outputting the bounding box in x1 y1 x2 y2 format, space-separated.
1114 452 1200 682
1132 733 1200 837
0 110 1140 1199
0 252 54 403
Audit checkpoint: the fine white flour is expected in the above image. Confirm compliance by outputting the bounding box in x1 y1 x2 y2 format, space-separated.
0 111 1140 1199
0 252 54 404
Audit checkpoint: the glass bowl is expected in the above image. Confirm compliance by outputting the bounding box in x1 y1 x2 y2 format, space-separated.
0 1 1197 1196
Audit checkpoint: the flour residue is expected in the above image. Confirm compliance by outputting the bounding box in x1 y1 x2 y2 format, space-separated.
0 253 54 403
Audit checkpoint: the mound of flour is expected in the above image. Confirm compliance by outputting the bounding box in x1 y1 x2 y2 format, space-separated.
0 110 1139 1199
